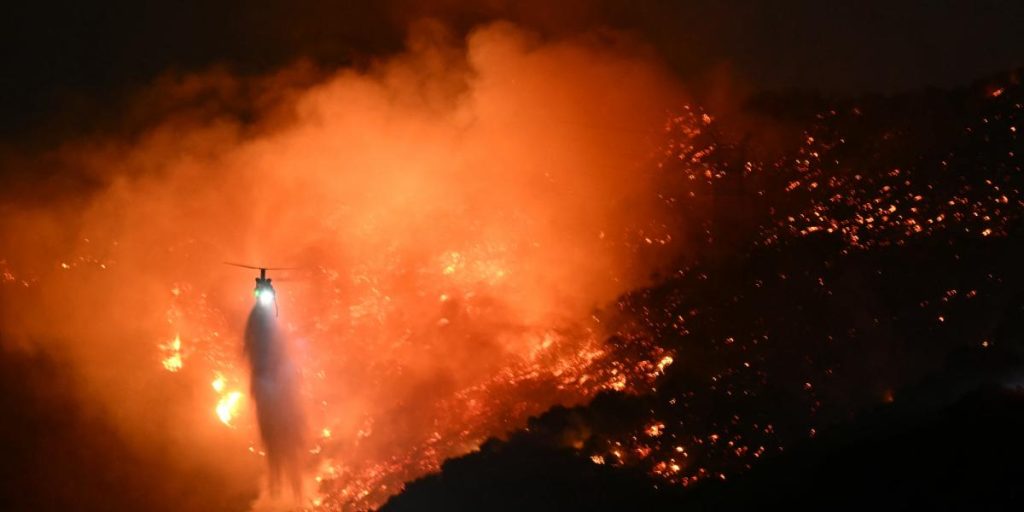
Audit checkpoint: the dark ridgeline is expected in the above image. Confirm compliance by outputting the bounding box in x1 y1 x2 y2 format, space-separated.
382 387 1024 512
382 71 1024 511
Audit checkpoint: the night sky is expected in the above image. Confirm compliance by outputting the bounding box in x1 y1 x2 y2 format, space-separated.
3 1 1024 138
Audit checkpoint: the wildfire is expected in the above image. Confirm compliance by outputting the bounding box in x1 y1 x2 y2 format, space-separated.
1 18 1019 510
212 373 227 393
216 391 245 427
656 355 674 374
160 334 183 372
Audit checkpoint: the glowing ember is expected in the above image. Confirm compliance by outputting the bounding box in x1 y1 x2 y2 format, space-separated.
211 373 227 393
0 18 1020 511
216 391 245 427
656 355 674 374
160 334 183 372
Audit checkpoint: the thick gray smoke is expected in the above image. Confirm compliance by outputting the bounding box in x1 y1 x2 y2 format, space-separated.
244 303 307 497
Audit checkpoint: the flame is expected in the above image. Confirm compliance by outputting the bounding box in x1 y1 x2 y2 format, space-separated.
0 22 689 510
5 17 1016 511
212 373 227 393
160 334 183 372
656 355 674 373
216 391 245 427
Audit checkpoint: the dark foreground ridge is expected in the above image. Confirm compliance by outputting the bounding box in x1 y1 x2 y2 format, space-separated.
383 385 1024 512
384 71 1024 511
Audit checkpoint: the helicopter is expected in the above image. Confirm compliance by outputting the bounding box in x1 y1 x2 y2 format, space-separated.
225 263 294 316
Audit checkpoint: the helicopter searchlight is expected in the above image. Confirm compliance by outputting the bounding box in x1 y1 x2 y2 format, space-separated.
225 263 296 316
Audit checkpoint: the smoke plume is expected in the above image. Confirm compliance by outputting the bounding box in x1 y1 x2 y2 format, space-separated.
0 20 690 509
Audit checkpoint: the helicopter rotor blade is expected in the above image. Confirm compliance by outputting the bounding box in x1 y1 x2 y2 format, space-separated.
223 262 263 270
223 262 302 271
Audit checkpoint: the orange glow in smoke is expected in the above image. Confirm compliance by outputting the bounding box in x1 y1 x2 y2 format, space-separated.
0 21 690 510
216 391 245 427
211 372 227 393
160 334 184 372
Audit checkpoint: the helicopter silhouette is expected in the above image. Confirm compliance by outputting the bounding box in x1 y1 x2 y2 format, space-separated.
227 262 306 495
225 263 295 316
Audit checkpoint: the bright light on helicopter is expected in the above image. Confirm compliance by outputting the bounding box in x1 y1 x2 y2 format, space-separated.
257 289 275 306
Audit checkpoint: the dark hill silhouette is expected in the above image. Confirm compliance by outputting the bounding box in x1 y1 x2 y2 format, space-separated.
383 71 1024 511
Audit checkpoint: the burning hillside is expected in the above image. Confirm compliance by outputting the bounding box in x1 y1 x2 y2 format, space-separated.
1 12 1022 512
385 71 1024 509
0 22 691 511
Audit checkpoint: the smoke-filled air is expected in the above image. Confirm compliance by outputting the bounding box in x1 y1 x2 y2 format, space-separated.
0 21 692 510
245 303 306 500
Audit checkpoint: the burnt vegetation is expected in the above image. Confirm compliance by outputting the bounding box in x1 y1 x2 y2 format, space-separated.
383 71 1024 511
